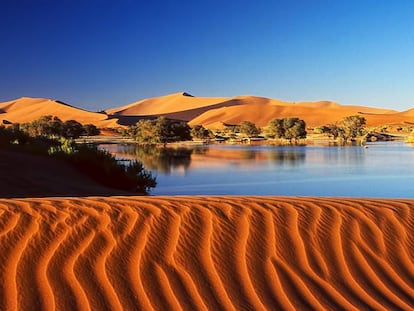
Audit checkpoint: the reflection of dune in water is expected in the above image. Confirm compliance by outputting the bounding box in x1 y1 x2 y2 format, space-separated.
1 196 414 310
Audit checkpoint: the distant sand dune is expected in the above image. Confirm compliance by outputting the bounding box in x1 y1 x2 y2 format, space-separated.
1 196 414 310
0 97 118 127
107 92 410 128
2 93 414 129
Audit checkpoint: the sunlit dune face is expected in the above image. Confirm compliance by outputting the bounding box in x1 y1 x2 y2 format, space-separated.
0 97 111 127
1 196 413 310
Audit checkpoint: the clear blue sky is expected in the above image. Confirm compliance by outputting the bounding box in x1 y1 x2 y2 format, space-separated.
2 0 414 111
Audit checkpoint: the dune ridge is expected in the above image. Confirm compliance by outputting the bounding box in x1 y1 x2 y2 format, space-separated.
1 196 414 310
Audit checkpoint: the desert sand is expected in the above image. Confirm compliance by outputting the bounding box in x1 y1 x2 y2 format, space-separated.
3 93 414 130
1 196 414 310
107 92 413 128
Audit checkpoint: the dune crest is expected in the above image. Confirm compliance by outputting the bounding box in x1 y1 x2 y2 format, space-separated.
1 196 414 310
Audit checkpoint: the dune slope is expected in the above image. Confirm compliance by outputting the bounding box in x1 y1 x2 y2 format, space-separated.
107 92 409 128
0 97 118 127
1 196 414 310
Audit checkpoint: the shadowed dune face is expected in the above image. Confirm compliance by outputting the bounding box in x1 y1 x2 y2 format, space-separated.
1 196 414 310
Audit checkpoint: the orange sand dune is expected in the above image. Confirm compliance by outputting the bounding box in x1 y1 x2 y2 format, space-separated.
106 92 231 121
3 93 414 129
190 101 403 128
0 97 118 127
1 196 414 310
109 92 412 128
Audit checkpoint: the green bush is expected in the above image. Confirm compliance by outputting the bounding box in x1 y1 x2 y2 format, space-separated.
1 126 156 194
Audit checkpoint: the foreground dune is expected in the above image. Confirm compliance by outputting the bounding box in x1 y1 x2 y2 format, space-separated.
1 196 414 310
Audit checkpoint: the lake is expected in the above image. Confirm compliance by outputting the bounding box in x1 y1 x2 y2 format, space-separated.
99 142 414 197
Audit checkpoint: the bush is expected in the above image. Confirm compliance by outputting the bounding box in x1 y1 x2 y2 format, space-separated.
52 141 156 194
1 126 156 194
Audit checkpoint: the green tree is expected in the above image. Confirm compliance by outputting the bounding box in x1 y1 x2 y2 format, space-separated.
284 118 307 143
135 119 159 144
238 121 260 137
191 125 210 140
82 124 100 136
62 120 84 138
266 118 285 139
320 123 344 140
134 117 191 145
266 117 306 143
341 115 366 143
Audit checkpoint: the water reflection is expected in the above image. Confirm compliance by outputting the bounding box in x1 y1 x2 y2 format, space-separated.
267 147 306 165
100 144 307 174
99 142 414 197
100 144 194 174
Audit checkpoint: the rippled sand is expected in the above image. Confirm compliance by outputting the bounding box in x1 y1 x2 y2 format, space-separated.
1 196 414 310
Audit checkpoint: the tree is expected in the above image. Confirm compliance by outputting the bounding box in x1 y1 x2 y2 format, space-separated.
134 117 191 145
191 125 210 140
284 118 306 143
135 119 159 144
320 123 344 140
167 119 192 142
266 117 307 143
341 115 366 143
266 118 285 139
238 121 260 137
62 120 84 138
19 115 63 137
82 124 100 136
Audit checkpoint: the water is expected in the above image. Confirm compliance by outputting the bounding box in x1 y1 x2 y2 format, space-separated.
100 142 414 197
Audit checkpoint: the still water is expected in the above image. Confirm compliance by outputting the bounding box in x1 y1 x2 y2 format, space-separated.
100 142 414 197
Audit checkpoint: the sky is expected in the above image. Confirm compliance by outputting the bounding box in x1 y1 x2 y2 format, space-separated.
1 0 414 111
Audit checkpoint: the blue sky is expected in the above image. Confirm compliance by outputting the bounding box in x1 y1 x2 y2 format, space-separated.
1 0 414 111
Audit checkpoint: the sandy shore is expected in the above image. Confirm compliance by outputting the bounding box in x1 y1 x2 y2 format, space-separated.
1 196 413 310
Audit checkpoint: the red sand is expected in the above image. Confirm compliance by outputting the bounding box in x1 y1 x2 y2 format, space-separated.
1 196 414 310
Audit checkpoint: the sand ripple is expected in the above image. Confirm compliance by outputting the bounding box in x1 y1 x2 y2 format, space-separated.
1 196 414 310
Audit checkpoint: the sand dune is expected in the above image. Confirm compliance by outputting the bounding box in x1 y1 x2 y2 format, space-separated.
0 97 118 127
3 93 414 129
189 101 402 128
107 92 412 128
1 196 414 310
106 92 230 121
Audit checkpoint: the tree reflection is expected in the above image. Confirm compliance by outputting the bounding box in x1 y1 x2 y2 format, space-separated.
131 145 193 174
268 148 306 165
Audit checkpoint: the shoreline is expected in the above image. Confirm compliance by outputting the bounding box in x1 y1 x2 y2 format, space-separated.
77 132 409 146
